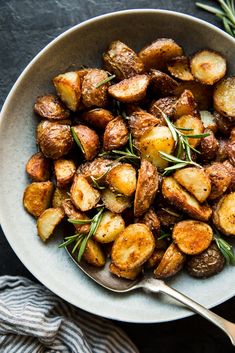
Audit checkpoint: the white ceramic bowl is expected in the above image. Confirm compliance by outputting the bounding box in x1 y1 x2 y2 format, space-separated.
0 9 235 323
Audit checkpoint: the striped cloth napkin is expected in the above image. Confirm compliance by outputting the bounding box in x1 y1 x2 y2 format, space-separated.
0 276 139 353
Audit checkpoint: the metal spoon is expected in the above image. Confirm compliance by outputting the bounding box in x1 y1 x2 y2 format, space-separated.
66 248 235 345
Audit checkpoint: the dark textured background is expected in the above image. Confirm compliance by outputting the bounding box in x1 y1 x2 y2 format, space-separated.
0 1 234 352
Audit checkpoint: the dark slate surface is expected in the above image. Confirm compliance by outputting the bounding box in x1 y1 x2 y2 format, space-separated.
0 1 234 352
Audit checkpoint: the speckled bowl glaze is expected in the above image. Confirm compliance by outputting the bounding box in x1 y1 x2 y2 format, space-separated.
0 9 235 323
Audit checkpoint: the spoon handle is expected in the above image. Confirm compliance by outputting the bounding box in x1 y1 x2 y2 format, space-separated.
143 278 235 346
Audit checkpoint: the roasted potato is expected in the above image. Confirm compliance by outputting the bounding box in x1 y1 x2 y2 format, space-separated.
53 71 81 111
139 38 183 71
174 89 198 119
154 243 185 279
186 242 225 278
34 94 70 121
81 108 114 129
94 211 125 243
167 56 194 81
72 125 100 161
216 138 229 162
62 199 90 233
23 181 54 218
52 187 69 208
109 262 141 280
103 116 129 151
173 167 211 202
141 208 160 235
106 163 136 196
36 120 73 159
213 77 235 118
54 159 76 188
190 50 226 85
156 207 181 228
149 97 177 118
81 69 110 108
83 239 106 267
213 111 235 136
225 142 235 167
101 188 131 213
150 69 178 96
26 152 50 182
111 223 155 270
200 110 218 133
205 162 231 200
213 192 235 236
77 158 115 184
103 40 145 80
200 130 219 162
129 111 161 139
70 175 100 211
175 115 204 148
223 160 235 192
37 207 64 242
134 160 158 217
162 177 212 221
145 249 165 269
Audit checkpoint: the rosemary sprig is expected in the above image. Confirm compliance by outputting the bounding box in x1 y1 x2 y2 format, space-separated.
213 227 235 265
71 127 85 153
95 74 116 88
90 175 106 190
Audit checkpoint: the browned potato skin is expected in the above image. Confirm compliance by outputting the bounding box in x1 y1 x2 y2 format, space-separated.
205 162 231 200
156 207 181 228
72 125 100 161
52 187 69 208
174 89 199 119
34 94 70 121
216 138 229 162
77 158 115 184
134 160 159 217
213 77 235 118
149 97 177 119
23 181 54 218
129 111 161 139
150 69 178 96
82 69 110 108
36 120 73 159
103 40 145 80
213 111 235 137
62 199 90 234
154 243 186 279
26 152 50 182
109 262 142 280
223 160 235 191
167 56 194 81
54 159 76 188
213 192 235 236
225 142 235 167
146 249 165 269
81 108 114 129
141 208 160 236
200 129 219 162
103 116 128 151
139 38 183 71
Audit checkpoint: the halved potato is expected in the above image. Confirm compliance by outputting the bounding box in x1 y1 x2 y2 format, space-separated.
190 50 226 85
108 74 149 103
53 71 81 111
62 199 90 233
77 158 115 184
101 188 131 213
129 111 161 140
200 110 218 133
156 207 181 228
83 239 106 267
72 125 100 161
26 152 50 182
213 77 235 118
111 223 155 270
162 177 212 221
34 94 70 120
223 160 235 192
174 90 198 119
175 115 204 148
94 211 125 243
200 130 219 162
145 249 165 269
81 108 114 129
81 69 110 108
52 187 69 208
23 181 54 218
103 116 128 151
150 69 178 96
37 207 64 242
154 243 185 279
173 167 211 202
109 262 141 280
54 159 76 188
70 175 100 211
205 163 231 200
141 208 160 235
149 97 177 118
106 163 136 196
214 111 234 136
213 192 235 236
167 56 194 81
172 220 213 255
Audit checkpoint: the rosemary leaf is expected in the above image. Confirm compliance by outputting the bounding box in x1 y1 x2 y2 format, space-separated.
95 74 116 88
183 133 210 138
71 127 85 153
90 176 106 190
213 227 235 265
68 218 92 224
196 2 224 15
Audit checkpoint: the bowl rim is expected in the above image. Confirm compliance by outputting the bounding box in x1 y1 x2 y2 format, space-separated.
1 8 235 323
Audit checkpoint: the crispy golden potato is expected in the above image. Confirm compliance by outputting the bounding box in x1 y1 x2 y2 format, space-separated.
134 160 158 217
149 97 177 118
23 181 54 218
81 69 110 108
139 38 183 71
162 177 212 221
52 187 69 208
54 159 76 188
108 74 149 103
106 163 136 196
70 175 100 211
174 89 198 119
94 211 125 243
103 116 128 151
77 158 115 184
200 130 219 162
34 94 70 121
138 126 175 169
175 115 204 148
173 167 211 202
205 162 231 200
213 192 235 236
83 239 106 267
141 208 160 235
81 108 114 129
62 199 90 233
101 188 131 213
154 243 185 279
53 71 81 111
146 249 165 269
72 125 100 161
37 207 64 242
200 110 218 133
150 69 178 96
129 111 161 139
190 50 226 85
172 220 213 255
213 77 235 118
167 56 194 81
36 120 73 159
26 152 50 182
223 160 235 192
111 223 155 270
109 262 141 280
103 40 145 80
156 207 181 228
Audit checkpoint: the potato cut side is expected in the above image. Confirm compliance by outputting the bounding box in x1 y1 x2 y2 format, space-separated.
213 77 235 118
94 211 125 243
62 199 90 233
162 177 212 221
154 243 185 279
172 220 213 255
83 239 106 267
70 175 100 211
129 111 161 140
81 108 114 129
101 189 131 213
108 74 149 103
173 167 211 202
190 50 226 85
111 223 155 270
150 69 178 96
54 159 76 188
23 181 54 218
167 56 194 81
106 163 136 196
174 89 198 119
146 249 165 269
53 71 81 111
138 126 175 169
34 94 70 121
109 262 141 280
200 110 218 133
37 207 64 242
175 115 204 148
213 192 235 236
52 187 69 208
26 152 50 182
205 163 231 200
103 116 129 151
81 69 110 108
72 124 100 161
